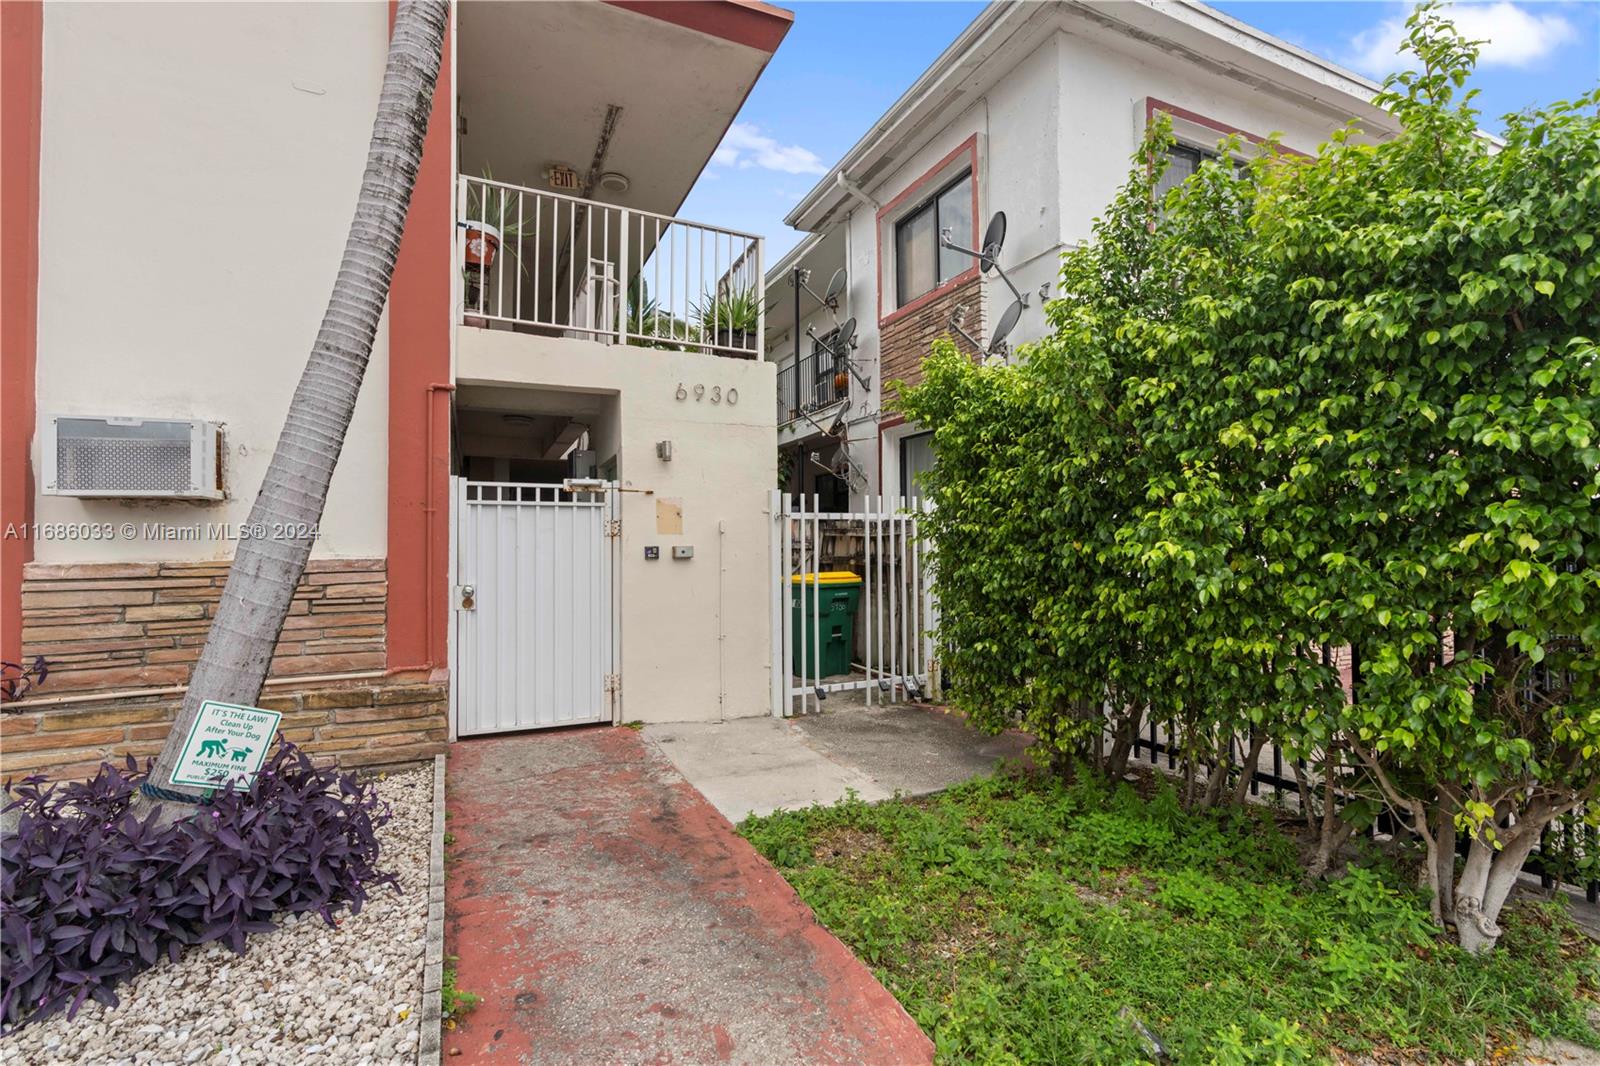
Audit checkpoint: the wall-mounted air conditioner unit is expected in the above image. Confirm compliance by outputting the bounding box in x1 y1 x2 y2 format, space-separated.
42 416 223 500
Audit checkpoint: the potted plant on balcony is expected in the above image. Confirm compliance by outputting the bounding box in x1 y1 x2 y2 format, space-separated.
461 168 530 323
694 286 760 358
626 277 692 351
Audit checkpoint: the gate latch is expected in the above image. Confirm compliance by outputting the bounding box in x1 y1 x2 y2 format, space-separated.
459 585 476 610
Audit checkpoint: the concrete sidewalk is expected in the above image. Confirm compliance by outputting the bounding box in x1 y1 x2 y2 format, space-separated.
645 702 1033 822
442 729 933 1066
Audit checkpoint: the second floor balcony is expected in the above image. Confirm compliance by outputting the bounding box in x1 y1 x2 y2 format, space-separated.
457 175 764 361
777 344 846 428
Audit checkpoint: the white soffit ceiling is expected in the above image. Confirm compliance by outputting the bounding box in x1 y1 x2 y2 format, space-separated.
458 1 772 219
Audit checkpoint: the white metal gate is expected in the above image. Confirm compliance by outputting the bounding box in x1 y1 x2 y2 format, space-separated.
453 480 618 736
769 491 937 716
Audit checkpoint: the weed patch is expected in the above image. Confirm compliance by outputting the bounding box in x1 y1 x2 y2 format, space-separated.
441 957 480 1027
740 775 1600 1064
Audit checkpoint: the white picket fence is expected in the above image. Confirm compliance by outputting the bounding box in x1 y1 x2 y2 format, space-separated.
769 491 937 717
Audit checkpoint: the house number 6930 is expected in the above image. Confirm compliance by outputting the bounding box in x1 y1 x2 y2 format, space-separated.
675 382 738 406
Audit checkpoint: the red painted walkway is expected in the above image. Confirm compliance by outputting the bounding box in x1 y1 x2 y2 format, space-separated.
443 728 934 1065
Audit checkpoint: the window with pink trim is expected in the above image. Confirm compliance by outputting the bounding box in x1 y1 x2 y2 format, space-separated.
894 170 973 306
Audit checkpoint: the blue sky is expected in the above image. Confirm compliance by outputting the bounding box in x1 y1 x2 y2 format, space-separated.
676 1 1600 263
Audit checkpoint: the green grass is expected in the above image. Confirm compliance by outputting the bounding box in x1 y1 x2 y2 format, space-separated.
739 771 1600 1064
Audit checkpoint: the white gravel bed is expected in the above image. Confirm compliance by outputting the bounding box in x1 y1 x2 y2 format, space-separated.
1 765 434 1066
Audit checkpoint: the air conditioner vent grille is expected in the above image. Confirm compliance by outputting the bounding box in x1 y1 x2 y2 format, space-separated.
58 436 193 493
46 417 221 499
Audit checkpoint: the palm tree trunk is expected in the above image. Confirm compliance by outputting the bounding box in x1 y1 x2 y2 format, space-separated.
140 0 449 806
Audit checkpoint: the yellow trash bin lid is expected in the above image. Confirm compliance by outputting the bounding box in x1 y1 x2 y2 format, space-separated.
791 571 861 585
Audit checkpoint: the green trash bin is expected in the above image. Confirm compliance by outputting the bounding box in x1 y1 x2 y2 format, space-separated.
790 571 862 678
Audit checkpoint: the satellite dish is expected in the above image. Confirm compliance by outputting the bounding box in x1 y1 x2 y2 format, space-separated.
990 299 1023 351
980 211 1007 273
823 268 846 309
835 316 857 353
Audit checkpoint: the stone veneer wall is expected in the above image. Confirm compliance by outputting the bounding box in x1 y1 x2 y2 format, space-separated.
879 274 986 393
20 558 386 694
1 681 447 784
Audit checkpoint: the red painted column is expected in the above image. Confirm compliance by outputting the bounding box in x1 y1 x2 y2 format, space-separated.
1 1 43 668
385 3 454 679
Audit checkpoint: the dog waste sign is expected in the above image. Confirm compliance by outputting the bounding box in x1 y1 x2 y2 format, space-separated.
170 700 282 790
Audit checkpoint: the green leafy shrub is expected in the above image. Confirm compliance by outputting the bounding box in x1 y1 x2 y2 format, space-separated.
895 3 1600 951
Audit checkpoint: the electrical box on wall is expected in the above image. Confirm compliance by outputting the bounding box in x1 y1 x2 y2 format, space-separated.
672 545 694 560
42 415 223 500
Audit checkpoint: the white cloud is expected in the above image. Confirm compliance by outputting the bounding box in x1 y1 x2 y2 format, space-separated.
1346 1 1572 76
709 123 827 176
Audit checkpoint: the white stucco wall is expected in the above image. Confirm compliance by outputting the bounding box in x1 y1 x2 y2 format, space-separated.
32 2 391 562
818 19 1391 503
1052 21 1368 252
841 31 1065 501
457 330 778 724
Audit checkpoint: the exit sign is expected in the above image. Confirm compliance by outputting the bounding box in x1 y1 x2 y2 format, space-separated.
547 164 580 191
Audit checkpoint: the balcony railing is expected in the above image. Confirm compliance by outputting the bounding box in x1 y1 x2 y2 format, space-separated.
777 346 846 426
457 176 763 359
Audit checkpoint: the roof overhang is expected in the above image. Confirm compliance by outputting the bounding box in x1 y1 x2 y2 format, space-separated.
785 0 1390 233
763 227 846 345
458 0 792 219
604 0 793 54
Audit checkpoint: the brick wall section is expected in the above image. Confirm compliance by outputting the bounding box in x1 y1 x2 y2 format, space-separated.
1 681 446 784
879 275 986 394
20 558 386 693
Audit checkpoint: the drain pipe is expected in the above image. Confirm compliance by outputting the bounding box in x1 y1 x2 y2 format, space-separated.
424 382 455 675
793 265 803 440
717 519 727 722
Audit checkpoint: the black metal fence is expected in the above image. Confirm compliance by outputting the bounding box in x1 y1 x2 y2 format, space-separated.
777 347 844 427
1129 720 1598 903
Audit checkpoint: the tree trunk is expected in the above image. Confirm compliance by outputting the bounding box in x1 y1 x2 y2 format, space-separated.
1416 814 1446 928
1230 730 1267 807
1290 759 1318 832
140 0 449 807
1453 804 1560 954
1199 729 1231 809
1430 800 1456 923
1104 706 1139 780
1305 747 1357 883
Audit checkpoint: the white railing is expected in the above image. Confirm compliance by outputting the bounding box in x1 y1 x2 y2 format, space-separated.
769 491 938 717
457 176 763 359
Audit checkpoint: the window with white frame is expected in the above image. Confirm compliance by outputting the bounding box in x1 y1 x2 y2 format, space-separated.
894 171 973 306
